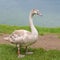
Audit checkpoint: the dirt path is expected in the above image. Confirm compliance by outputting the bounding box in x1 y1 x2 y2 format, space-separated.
0 33 60 50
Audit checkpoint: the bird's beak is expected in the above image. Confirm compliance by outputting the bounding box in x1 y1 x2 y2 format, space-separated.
39 13 43 16
37 12 43 16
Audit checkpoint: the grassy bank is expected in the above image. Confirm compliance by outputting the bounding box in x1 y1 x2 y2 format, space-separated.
0 44 60 60
0 25 60 60
0 24 60 35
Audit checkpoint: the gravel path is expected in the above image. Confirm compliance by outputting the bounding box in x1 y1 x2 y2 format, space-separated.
0 33 60 50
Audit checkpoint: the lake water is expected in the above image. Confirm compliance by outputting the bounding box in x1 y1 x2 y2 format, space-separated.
0 0 60 27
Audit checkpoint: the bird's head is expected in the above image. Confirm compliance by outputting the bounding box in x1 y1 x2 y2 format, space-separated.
31 9 42 16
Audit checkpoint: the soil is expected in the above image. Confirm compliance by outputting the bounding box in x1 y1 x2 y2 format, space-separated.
0 33 60 50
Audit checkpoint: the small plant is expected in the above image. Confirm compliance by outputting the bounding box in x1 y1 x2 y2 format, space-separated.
58 36 60 39
40 32 44 36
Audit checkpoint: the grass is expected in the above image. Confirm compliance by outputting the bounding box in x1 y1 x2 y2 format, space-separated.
0 24 60 35
58 36 60 39
0 24 60 60
0 44 60 60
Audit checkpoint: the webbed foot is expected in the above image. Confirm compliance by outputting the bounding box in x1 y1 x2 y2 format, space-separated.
26 52 33 55
18 54 25 58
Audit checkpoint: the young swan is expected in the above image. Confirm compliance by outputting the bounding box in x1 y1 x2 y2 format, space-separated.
4 9 42 58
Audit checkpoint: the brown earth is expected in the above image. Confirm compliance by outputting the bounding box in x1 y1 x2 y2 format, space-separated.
0 33 60 50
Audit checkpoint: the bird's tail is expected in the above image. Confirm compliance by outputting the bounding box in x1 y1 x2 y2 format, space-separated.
4 37 9 41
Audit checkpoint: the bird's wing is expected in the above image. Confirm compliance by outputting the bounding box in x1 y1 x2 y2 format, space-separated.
9 30 32 41
4 30 32 44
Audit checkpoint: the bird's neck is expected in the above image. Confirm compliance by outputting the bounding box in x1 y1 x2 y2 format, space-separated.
29 12 38 36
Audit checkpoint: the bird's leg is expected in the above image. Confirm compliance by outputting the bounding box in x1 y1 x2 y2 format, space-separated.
25 46 33 55
17 44 25 58
25 46 28 53
17 44 20 56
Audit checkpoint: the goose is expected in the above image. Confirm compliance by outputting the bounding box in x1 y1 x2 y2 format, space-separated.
4 9 42 58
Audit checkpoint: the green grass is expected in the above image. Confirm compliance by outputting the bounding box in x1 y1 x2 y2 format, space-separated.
0 25 60 60
0 44 60 60
0 25 30 34
0 24 60 35
58 36 60 39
